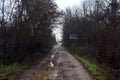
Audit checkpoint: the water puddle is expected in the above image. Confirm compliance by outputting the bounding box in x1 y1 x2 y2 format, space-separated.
32 62 49 80
32 52 58 80
50 61 54 68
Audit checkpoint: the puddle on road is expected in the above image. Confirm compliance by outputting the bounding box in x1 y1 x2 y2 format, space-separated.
32 62 49 80
32 53 58 80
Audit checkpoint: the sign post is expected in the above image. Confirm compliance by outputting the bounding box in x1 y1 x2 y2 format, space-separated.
69 33 78 39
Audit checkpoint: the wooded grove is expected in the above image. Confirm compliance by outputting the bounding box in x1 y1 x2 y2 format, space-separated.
0 0 58 64
63 0 120 69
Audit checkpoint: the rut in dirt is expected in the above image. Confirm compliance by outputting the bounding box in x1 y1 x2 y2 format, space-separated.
18 45 95 80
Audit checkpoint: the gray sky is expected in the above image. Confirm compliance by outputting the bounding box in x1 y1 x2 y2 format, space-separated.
55 0 83 10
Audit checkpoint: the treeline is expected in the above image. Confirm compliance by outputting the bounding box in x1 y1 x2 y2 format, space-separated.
63 0 120 69
0 0 58 64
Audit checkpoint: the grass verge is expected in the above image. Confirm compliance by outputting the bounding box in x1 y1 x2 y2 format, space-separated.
67 46 120 80
75 54 107 80
0 52 48 79
0 63 28 79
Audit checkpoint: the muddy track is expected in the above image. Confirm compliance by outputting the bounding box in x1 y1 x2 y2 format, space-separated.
18 45 95 80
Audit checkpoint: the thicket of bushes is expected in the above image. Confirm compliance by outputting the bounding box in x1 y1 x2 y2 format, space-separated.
63 0 120 69
0 0 58 64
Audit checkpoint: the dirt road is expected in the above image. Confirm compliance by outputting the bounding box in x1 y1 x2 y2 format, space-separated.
18 45 95 80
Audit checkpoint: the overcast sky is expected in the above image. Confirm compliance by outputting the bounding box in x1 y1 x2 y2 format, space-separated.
54 0 84 42
55 0 83 10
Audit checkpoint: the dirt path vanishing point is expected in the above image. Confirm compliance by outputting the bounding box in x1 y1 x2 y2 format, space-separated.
18 45 95 80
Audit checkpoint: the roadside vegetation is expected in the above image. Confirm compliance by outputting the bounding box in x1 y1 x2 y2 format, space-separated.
69 46 120 80
63 0 120 80
0 0 59 79
75 55 107 80
0 63 28 79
